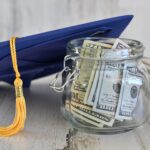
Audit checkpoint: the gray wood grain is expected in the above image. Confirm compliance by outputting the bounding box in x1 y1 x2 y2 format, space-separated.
0 76 149 150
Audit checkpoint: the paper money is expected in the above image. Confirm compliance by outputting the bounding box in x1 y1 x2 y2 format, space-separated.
93 62 124 115
87 39 130 106
90 39 130 115
65 99 104 127
112 39 130 49
71 40 102 104
86 63 101 105
82 40 102 104
85 42 113 105
70 100 114 127
71 110 104 128
68 39 137 127
115 66 142 120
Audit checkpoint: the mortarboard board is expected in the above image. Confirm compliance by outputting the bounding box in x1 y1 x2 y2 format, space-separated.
0 15 133 87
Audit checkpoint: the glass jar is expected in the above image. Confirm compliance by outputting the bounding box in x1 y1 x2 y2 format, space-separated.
51 37 150 134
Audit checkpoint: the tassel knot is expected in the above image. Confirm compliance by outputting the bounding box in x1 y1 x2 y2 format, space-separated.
14 78 23 87
0 37 27 136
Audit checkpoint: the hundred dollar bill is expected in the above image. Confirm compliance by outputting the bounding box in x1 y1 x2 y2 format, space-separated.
71 100 114 127
87 39 130 106
115 66 142 120
93 62 124 115
71 40 103 104
87 49 129 106
101 39 131 58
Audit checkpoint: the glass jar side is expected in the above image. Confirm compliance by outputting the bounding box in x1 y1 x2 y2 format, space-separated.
60 38 149 134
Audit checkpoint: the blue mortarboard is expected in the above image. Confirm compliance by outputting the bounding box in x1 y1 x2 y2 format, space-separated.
0 15 133 87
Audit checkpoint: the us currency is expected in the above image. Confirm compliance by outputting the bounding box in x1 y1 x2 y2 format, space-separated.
86 63 101 105
71 40 107 104
87 39 130 106
65 100 104 127
112 38 130 49
93 62 124 115
70 100 114 127
71 110 104 128
82 42 112 105
82 41 102 104
101 39 131 58
90 39 131 114
115 66 142 120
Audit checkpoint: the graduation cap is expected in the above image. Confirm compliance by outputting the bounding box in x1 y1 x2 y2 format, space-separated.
0 15 133 87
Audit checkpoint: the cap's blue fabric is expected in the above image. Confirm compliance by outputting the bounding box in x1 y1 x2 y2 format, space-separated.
0 15 133 87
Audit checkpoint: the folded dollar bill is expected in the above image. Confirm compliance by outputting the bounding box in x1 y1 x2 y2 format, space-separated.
90 39 130 116
115 65 142 120
68 38 141 128
71 40 102 104
70 100 114 127
93 62 124 116
65 100 104 128
112 38 130 49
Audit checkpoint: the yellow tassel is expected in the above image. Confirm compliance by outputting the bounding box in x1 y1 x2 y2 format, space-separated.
0 37 27 136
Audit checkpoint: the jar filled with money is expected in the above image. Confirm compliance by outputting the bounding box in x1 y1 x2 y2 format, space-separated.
50 37 150 134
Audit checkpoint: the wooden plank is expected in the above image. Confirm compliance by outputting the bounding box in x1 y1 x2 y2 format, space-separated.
0 76 149 150
0 77 69 150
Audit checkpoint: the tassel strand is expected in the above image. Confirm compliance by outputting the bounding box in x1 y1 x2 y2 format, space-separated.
0 37 26 136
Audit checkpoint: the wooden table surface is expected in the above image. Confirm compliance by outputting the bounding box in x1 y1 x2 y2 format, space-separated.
0 76 150 150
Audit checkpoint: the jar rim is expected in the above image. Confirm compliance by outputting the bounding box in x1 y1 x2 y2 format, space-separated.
67 37 145 61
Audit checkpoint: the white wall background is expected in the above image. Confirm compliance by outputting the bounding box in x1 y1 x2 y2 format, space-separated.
0 0 149 56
